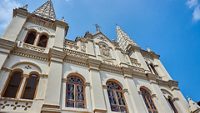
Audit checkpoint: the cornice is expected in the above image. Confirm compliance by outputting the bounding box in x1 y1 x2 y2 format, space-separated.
157 79 179 89
0 39 16 51
12 47 49 61
100 63 122 74
13 8 28 18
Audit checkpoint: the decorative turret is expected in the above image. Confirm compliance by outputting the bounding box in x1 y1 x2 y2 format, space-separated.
33 0 56 21
188 98 200 113
116 26 138 51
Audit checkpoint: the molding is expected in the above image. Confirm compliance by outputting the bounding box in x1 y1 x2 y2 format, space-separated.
0 39 16 51
12 47 49 61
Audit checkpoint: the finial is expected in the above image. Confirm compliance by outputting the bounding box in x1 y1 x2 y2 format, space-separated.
95 24 101 32
20 4 28 10
61 17 65 22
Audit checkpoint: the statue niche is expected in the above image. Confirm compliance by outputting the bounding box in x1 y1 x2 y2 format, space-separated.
99 42 110 57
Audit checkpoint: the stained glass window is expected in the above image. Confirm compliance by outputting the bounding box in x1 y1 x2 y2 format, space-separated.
107 81 127 112
66 76 85 108
140 88 158 113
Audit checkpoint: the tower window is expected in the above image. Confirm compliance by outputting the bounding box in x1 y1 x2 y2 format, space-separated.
140 87 158 113
22 74 39 99
146 61 158 75
167 97 178 113
25 31 37 45
107 81 127 112
37 34 48 47
66 76 85 108
3 70 23 98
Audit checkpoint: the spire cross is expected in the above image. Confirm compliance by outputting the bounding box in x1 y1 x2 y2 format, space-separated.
95 24 101 32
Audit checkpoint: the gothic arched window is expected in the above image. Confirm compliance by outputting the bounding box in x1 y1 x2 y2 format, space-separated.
140 88 158 113
37 34 48 47
22 74 39 99
3 70 23 98
107 81 127 112
66 76 85 108
166 97 178 113
25 31 37 45
145 61 158 75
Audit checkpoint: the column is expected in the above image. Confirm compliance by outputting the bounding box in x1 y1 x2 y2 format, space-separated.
88 59 107 113
85 82 92 112
0 68 11 97
150 80 173 113
54 21 68 50
124 74 147 113
172 88 189 113
123 89 135 113
154 58 172 80
173 98 190 113
16 74 29 99
44 58 63 107
134 48 149 70
3 8 27 42
0 49 10 70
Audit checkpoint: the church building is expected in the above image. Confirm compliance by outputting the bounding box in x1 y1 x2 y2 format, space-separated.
0 0 199 113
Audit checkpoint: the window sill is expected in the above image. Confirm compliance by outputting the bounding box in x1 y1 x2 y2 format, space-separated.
62 107 91 113
0 97 33 102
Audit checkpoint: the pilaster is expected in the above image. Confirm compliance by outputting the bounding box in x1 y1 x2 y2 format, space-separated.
43 49 66 112
88 59 107 113
124 74 147 113
149 80 173 113
3 8 28 42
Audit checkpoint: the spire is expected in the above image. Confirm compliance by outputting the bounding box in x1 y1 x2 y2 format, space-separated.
33 0 56 21
116 25 138 51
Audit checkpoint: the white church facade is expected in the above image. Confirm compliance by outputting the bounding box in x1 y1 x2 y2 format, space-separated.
0 0 199 113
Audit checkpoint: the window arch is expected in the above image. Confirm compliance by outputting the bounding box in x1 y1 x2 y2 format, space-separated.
3 70 23 98
24 30 37 45
66 75 85 108
140 87 158 113
145 61 158 75
106 81 127 112
166 96 178 113
37 34 48 47
22 73 39 99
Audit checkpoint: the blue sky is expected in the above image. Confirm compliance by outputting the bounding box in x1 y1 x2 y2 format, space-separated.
0 0 200 101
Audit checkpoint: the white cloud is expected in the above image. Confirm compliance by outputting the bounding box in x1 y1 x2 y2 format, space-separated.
0 0 21 34
193 5 200 21
187 0 198 8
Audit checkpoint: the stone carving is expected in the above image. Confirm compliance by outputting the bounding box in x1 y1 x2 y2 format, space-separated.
99 42 110 57
81 43 86 52
130 58 141 67
0 99 32 112
23 43 45 52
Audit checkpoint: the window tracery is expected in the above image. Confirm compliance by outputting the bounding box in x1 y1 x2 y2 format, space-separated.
66 76 85 108
107 81 127 112
140 88 158 113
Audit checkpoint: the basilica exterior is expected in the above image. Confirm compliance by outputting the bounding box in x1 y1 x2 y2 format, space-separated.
0 0 199 113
